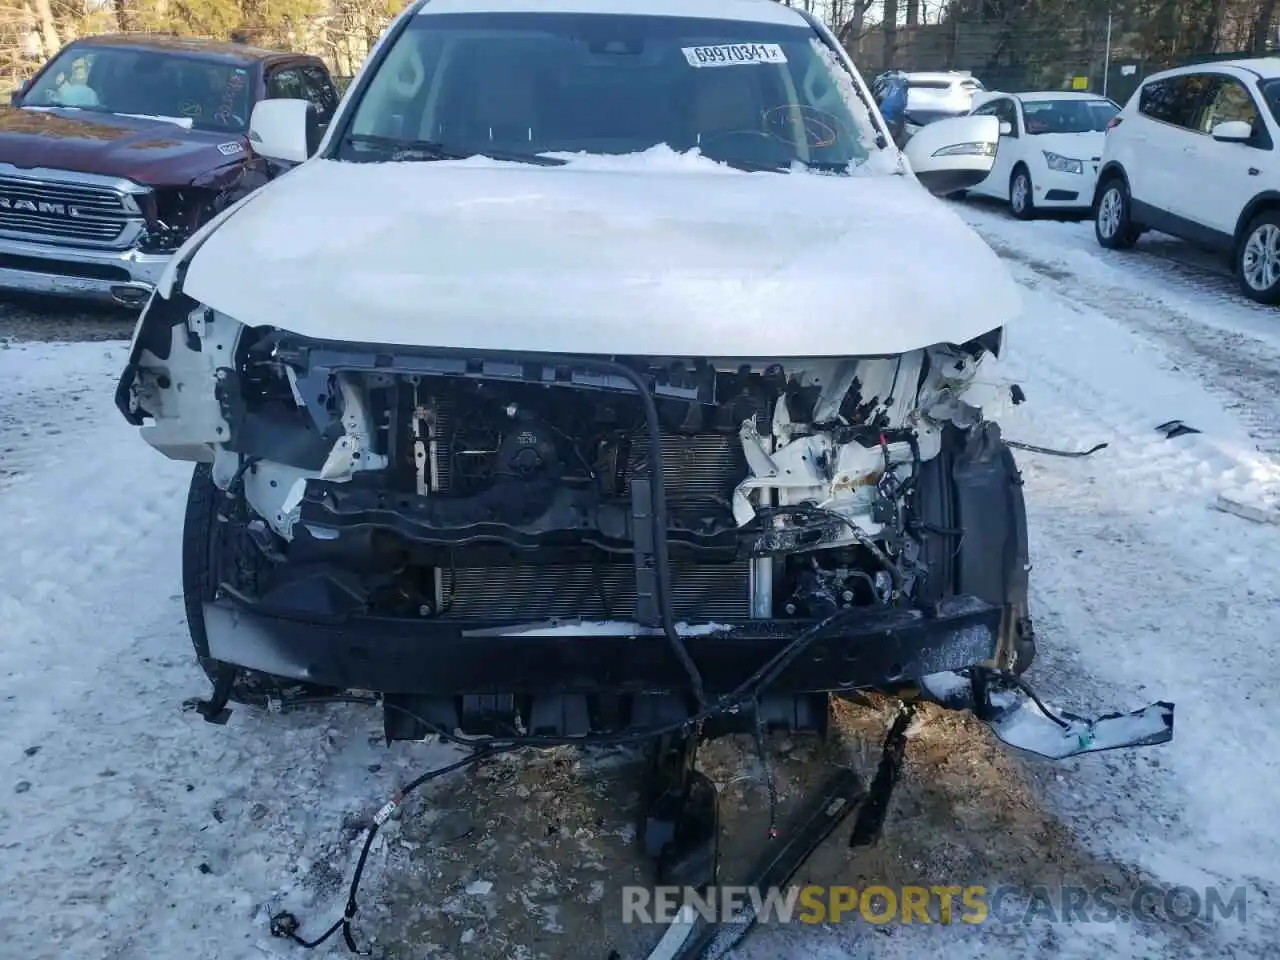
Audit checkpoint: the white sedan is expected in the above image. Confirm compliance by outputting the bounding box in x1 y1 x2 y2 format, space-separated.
963 90 1120 218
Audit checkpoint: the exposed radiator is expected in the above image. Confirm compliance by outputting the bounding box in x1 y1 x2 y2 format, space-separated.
424 393 750 622
440 560 751 621
623 431 743 501
429 398 742 502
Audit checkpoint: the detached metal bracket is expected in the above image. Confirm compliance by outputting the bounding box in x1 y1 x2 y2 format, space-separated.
919 669 1174 760
631 476 661 627
185 665 235 725
656 767 866 960
1156 419 1201 440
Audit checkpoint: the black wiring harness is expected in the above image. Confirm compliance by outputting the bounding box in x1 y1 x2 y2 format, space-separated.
267 659 1052 954
244 357 1026 952
266 404 931 951
267 601 872 954
269 744 518 955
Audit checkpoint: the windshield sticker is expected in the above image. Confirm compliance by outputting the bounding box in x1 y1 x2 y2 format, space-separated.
217 141 244 156
682 44 787 68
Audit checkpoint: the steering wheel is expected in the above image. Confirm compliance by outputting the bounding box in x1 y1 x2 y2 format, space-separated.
762 104 842 148
213 109 247 128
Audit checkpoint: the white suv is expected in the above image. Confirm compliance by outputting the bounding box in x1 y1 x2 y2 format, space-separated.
1093 58 1280 303
873 70 986 123
902 71 985 116
110 0 1172 783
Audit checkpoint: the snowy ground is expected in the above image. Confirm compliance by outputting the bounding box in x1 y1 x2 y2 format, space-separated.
2 209 1279 959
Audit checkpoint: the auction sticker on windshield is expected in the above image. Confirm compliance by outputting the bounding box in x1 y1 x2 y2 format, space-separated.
682 43 787 67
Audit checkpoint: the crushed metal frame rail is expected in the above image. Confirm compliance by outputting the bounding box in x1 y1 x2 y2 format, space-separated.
647 707 921 960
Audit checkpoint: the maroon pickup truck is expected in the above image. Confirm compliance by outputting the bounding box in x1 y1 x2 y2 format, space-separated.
0 33 339 308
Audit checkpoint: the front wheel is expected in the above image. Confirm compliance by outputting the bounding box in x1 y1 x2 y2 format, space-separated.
182 463 332 706
1236 212 1280 305
1009 167 1035 220
1094 177 1138 249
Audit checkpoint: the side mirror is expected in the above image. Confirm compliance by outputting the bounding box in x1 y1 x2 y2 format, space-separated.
999 120 1012 136
903 113 1000 196
9 78 28 106
1212 119 1252 143
248 98 321 164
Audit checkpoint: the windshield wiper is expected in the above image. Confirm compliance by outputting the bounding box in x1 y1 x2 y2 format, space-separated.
342 134 566 166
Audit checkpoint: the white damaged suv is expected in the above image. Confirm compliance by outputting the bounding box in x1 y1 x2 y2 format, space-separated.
116 0 1172 770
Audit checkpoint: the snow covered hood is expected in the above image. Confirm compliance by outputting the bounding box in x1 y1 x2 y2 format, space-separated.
179 150 1022 357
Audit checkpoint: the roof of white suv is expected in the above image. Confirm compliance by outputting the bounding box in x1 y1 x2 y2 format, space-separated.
1145 56 1280 81
1216 57 1280 78
417 0 809 25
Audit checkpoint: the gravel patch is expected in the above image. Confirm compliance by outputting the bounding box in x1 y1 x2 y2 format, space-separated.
0 295 136 343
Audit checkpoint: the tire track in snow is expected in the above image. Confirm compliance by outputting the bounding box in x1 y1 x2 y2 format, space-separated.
1015 450 1280 951
979 232 1280 458
989 290 1280 952
0 343 124 489
0 611 449 960
952 198 1280 329
0 344 464 959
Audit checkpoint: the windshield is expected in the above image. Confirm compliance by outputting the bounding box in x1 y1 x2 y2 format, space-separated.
1021 98 1118 134
337 12 877 173
20 45 253 133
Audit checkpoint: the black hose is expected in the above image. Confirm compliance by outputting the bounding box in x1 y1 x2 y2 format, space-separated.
499 353 707 709
996 669 1073 730
1006 439 1108 458
601 359 708 709
285 343 707 709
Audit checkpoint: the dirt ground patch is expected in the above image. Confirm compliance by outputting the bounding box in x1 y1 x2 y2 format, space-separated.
344 695 1202 960
0 295 135 342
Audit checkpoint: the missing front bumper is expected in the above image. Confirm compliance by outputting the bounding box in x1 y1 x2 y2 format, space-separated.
201 594 1003 698
200 594 1175 761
